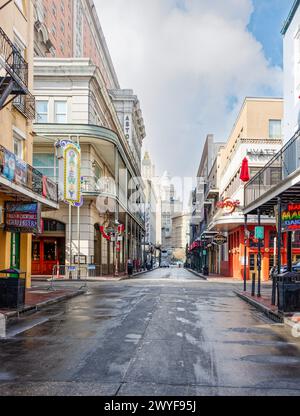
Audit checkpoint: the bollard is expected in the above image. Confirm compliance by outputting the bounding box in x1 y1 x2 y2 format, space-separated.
0 314 6 339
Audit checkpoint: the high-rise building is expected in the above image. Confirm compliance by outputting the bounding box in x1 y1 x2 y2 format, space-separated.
31 0 146 276
0 0 59 287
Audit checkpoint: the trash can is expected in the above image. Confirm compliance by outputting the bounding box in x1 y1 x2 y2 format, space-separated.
202 266 209 276
127 261 133 276
277 272 300 313
0 269 26 309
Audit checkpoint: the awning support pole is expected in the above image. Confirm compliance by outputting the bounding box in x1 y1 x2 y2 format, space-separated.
243 214 247 292
272 197 282 306
257 208 262 298
287 231 292 273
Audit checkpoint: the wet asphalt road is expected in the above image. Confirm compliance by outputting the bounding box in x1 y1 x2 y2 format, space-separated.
0 267 300 396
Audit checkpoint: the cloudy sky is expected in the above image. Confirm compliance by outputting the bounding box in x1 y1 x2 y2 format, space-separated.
95 0 293 178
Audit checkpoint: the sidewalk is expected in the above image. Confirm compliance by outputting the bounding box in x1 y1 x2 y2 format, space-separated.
0 284 85 319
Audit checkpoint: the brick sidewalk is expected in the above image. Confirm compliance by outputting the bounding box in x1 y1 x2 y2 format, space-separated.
0 286 84 318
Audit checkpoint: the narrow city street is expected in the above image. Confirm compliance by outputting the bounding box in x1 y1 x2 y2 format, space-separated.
0 268 300 396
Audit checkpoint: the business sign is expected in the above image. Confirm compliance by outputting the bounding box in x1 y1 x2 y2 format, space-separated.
63 143 81 205
254 226 264 240
246 149 277 159
282 203 300 231
217 198 240 214
124 114 132 141
213 234 228 245
5 202 42 234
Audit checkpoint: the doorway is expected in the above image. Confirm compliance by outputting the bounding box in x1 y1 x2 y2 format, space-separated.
249 254 263 281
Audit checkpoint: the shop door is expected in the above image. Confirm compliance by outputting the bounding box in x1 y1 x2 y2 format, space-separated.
10 233 20 270
293 255 300 264
249 254 258 281
32 241 41 275
249 254 264 281
43 240 57 275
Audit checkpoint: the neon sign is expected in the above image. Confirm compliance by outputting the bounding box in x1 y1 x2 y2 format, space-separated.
282 203 300 231
217 198 240 214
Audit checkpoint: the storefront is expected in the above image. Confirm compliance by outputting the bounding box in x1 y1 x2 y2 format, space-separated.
31 219 66 276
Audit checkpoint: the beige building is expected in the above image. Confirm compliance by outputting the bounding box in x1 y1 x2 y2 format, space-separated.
203 97 284 278
171 213 191 261
0 0 58 287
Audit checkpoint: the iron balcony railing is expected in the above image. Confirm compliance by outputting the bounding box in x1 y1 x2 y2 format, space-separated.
0 27 29 91
244 128 300 208
13 92 36 120
0 144 58 203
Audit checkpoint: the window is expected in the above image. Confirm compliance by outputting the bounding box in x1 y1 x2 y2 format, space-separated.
14 0 24 14
36 101 48 123
13 133 24 159
269 120 282 139
14 33 26 58
54 101 67 123
270 168 282 186
33 153 58 180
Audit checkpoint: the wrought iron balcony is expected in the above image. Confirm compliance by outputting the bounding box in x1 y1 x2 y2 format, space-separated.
0 144 58 204
244 129 300 208
0 27 34 116
13 93 36 120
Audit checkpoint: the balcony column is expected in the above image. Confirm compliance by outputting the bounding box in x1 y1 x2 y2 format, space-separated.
114 146 119 223
257 208 262 298
243 214 248 292
20 234 32 289
0 231 10 271
272 197 282 306
287 231 293 273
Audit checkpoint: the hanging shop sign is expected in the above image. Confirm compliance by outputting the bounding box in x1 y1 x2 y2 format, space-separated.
217 198 240 214
4 202 42 234
281 203 300 231
213 234 228 245
64 143 81 205
254 226 264 240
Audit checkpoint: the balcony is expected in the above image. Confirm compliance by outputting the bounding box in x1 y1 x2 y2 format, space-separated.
0 27 35 119
204 181 219 200
13 93 35 120
244 128 300 213
0 144 58 208
81 176 116 197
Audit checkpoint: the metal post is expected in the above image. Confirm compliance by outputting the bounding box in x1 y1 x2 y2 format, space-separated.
244 214 248 292
257 208 262 298
287 231 292 273
68 203 72 279
272 197 282 305
77 205 80 279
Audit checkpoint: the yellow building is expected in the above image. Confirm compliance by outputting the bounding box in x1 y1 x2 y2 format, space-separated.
0 0 58 288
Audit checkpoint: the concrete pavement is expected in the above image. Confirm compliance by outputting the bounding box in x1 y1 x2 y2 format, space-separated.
0 267 300 396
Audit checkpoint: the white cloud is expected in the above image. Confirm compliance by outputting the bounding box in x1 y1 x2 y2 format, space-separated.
95 0 282 177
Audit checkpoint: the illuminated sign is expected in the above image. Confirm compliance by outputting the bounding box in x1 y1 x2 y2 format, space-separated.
217 198 240 214
282 203 300 231
5 202 41 234
63 143 81 205
213 234 228 245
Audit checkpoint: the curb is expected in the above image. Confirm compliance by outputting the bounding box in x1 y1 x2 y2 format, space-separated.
234 290 284 323
186 269 208 281
3 290 86 321
120 268 159 281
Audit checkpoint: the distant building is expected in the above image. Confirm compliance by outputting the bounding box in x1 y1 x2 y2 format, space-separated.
282 0 300 143
171 213 191 262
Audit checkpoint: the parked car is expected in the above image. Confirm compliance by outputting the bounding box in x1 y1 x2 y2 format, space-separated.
160 261 170 268
269 262 300 279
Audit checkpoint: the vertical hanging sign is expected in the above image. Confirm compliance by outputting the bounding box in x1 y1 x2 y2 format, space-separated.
64 143 81 205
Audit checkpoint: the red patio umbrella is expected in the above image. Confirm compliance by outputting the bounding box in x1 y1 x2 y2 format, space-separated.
240 157 250 182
